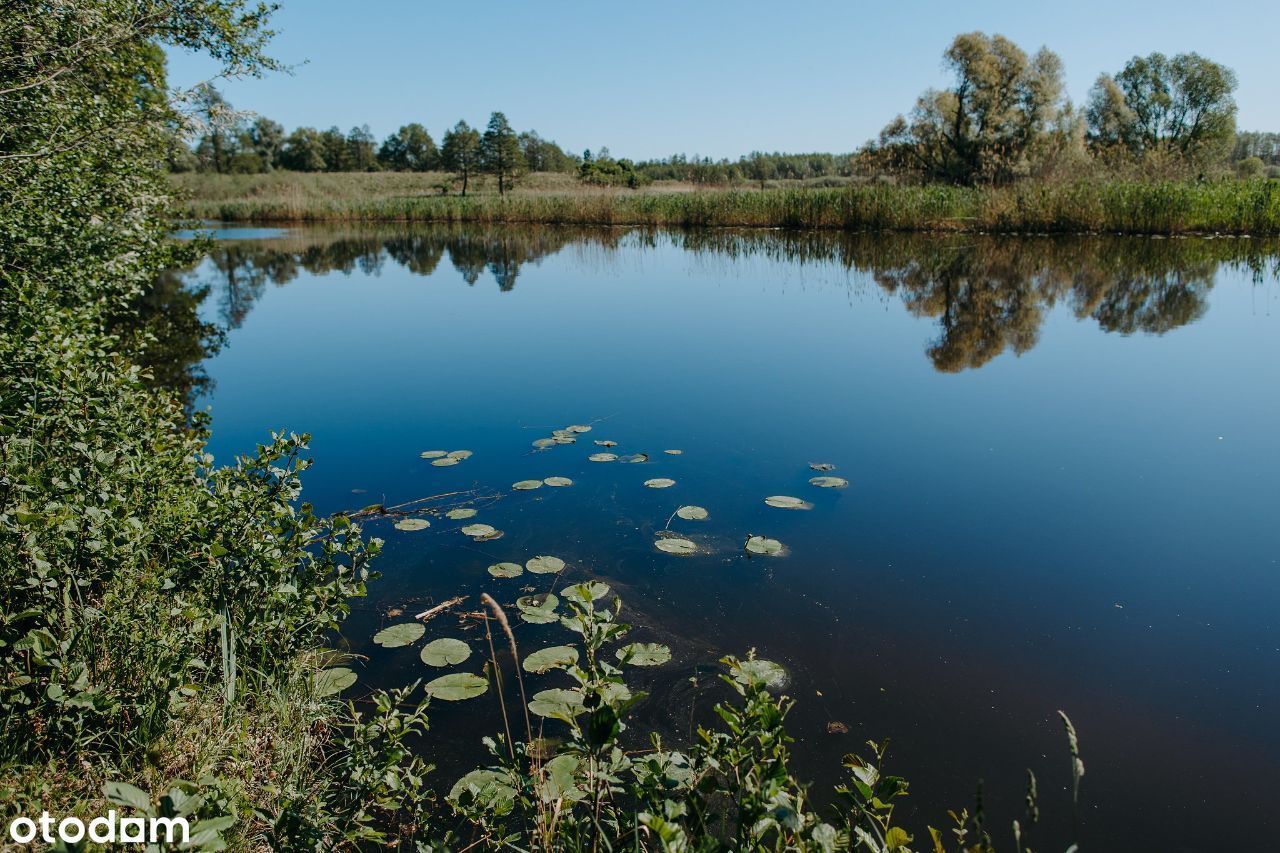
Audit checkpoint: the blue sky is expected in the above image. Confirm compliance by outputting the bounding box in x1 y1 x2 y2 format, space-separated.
165 0 1278 160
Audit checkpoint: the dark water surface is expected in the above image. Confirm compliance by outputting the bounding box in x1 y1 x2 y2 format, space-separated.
182 225 1279 851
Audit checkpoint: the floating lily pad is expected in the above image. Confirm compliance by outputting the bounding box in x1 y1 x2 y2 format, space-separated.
621 453 649 464
523 645 580 674
528 687 586 719
675 505 708 521
664 449 683 455
644 478 676 489
764 496 812 510
544 476 573 487
553 436 576 445
487 561 523 578
425 672 488 701
617 642 672 666
809 476 849 488
373 622 425 648
420 638 471 667
512 479 544 490
448 450 473 460
532 438 556 449
314 667 357 696
474 529 504 541
526 555 566 574
461 523 496 538
809 462 837 471
566 424 592 434
394 517 432 531
593 440 617 447
431 457 460 467
517 592 560 624
420 450 447 459
588 452 617 462
446 508 477 520
562 581 610 604
732 658 789 690
448 769 515 814
655 537 697 555
745 536 785 556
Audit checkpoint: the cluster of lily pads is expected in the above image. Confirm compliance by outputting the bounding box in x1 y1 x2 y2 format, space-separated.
530 423 593 450
420 448 473 467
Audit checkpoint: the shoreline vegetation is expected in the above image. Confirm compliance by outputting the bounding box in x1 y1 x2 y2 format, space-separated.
175 172 1280 235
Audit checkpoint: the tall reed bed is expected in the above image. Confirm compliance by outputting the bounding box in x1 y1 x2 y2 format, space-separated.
177 176 1280 234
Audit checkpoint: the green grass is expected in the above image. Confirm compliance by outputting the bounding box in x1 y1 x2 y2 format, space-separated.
174 172 1280 234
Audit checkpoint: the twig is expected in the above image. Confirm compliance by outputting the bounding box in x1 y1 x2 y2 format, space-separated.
413 596 467 621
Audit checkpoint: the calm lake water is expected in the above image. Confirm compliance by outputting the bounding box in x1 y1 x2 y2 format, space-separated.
181 225 1279 851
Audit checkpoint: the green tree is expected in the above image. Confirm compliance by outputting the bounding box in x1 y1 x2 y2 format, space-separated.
249 115 284 170
378 122 439 171
1086 52 1238 162
878 32 1069 184
281 126 328 171
480 111 524 195
441 119 481 195
346 124 378 171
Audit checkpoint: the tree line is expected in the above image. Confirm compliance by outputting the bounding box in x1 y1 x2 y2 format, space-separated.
175 33 1277 190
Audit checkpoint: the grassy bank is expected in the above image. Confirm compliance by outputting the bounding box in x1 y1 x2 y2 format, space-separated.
175 171 1280 234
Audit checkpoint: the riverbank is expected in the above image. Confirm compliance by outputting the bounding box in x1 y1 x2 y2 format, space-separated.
175 172 1280 235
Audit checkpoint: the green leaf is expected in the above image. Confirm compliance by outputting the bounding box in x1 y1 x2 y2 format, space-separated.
420 638 471 667
562 581 610 604
764 495 812 510
104 781 151 811
544 476 573 487
393 517 431 531
314 667 358 696
425 672 488 701
528 688 586 719
512 479 544 490
373 622 425 648
487 561 523 578
431 457 460 467
461 523 497 538
448 769 515 814
588 452 617 462
655 537 697 555
644 478 675 489
617 642 671 666
675 505 708 520
809 475 849 488
517 593 560 624
744 536 785 556
523 645 580 674
446 508 477 520
526 555 565 574
420 450 447 459
731 658 788 689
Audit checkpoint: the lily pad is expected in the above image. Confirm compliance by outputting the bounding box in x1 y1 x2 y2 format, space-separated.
446 508 477 520
621 453 650 464
420 450 447 459
523 645 580 674
745 536 785 556
809 462 837 471
420 638 471 667
732 658 789 690
664 449 683 455
512 479 544 490
448 769 515 814
644 478 676 489
764 496 812 510
314 667 357 696
809 476 849 489
544 476 573 487
393 517 432 531
373 622 425 648
517 592 560 624
675 505 708 521
588 452 617 462
617 642 672 666
425 672 488 701
461 523 497 538
487 561 523 578
593 440 617 447
566 424 592 434
528 687 586 719
526 555 565 574
532 438 556 449
655 537 697 555
448 450 473 460
431 457 460 467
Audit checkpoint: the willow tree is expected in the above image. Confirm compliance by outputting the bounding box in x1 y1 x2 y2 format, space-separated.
1085 52 1237 163
878 32 1070 184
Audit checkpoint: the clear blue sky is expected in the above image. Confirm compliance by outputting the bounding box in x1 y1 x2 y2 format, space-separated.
165 0 1279 161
